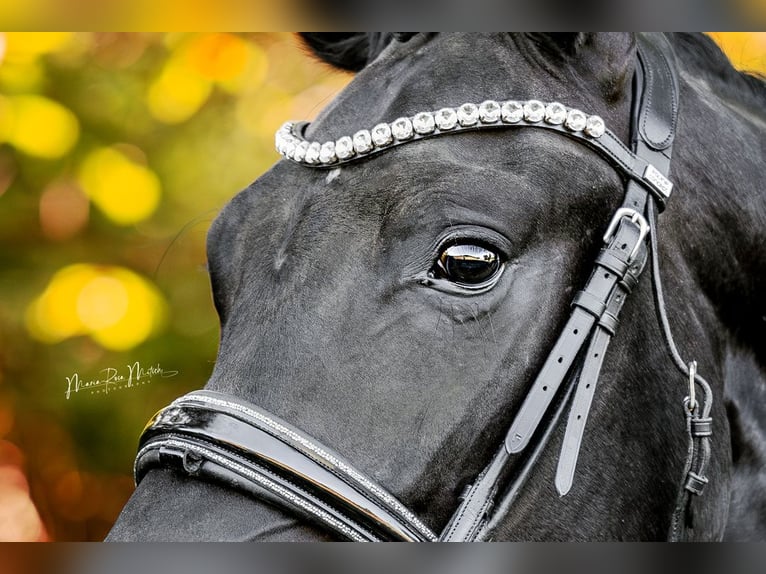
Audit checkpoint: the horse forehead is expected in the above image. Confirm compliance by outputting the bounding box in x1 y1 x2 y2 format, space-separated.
306 34 568 141
307 33 619 146
242 128 613 242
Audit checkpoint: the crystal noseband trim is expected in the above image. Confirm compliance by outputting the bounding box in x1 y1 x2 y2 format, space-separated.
275 100 606 166
173 392 437 541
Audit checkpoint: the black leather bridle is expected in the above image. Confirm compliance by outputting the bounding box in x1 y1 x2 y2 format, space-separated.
134 33 714 542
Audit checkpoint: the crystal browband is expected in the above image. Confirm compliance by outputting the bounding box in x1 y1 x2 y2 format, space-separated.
274 98 673 205
275 100 605 166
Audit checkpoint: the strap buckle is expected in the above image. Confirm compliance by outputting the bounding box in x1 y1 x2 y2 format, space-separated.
603 208 650 262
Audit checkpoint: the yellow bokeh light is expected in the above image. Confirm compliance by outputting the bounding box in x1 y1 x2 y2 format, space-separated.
185 33 249 82
708 32 766 74
26 265 98 343
3 33 74 63
76 276 128 331
0 95 79 159
26 264 166 351
78 147 161 226
147 54 212 124
0 58 46 93
217 41 269 95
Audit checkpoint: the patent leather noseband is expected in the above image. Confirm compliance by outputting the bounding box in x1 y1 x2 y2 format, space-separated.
134 33 714 542
136 391 437 541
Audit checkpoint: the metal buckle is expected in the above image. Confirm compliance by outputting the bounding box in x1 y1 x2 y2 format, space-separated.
602 207 650 262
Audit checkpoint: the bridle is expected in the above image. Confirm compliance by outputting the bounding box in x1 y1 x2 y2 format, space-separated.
134 33 714 541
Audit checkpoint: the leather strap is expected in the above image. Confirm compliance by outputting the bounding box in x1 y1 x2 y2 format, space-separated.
138 435 380 541
135 391 437 542
504 218 648 455
132 33 692 544
441 366 580 542
552 32 680 500
291 117 674 209
441 33 681 541
555 237 649 495
636 34 679 154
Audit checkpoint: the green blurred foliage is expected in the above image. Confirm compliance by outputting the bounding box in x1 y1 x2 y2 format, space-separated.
0 32 350 541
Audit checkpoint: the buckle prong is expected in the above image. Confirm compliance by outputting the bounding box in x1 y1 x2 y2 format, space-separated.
603 207 650 262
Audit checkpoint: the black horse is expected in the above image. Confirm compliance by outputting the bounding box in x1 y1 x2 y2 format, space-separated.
107 33 766 541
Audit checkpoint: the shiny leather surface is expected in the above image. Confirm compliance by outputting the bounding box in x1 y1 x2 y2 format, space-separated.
136 392 437 541
134 33 683 543
440 32 680 541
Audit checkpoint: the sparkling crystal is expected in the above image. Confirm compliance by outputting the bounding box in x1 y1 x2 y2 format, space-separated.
284 139 297 158
282 133 297 152
276 123 292 151
353 130 373 153
478 100 501 123
293 141 309 162
564 109 587 131
371 123 393 146
456 103 479 126
305 142 321 164
278 133 291 154
501 101 523 123
545 102 567 125
412 112 435 134
584 115 606 138
391 117 414 140
319 142 336 163
335 136 354 159
523 100 545 122
434 108 458 130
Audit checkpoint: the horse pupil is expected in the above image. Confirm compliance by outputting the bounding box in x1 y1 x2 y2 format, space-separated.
438 244 500 284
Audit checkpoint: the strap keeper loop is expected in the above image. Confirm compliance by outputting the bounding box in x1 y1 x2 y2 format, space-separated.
595 250 630 277
691 417 713 437
572 291 607 318
684 471 708 496
619 272 639 293
598 312 619 335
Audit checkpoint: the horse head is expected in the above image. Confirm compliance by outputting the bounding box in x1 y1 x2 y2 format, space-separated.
107 33 766 541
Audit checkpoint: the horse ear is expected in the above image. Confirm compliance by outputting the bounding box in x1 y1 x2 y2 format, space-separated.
299 33 394 72
524 33 636 101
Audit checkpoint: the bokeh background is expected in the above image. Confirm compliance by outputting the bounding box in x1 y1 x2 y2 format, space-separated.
0 32 763 542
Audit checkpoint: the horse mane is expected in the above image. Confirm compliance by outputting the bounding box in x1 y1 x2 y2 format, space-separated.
673 33 766 109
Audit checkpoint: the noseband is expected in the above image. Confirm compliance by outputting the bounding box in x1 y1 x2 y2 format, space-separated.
134 33 714 541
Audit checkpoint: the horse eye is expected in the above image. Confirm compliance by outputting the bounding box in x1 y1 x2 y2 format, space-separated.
433 244 503 286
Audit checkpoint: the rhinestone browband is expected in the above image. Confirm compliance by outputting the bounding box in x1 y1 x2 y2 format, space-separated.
275 100 607 167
